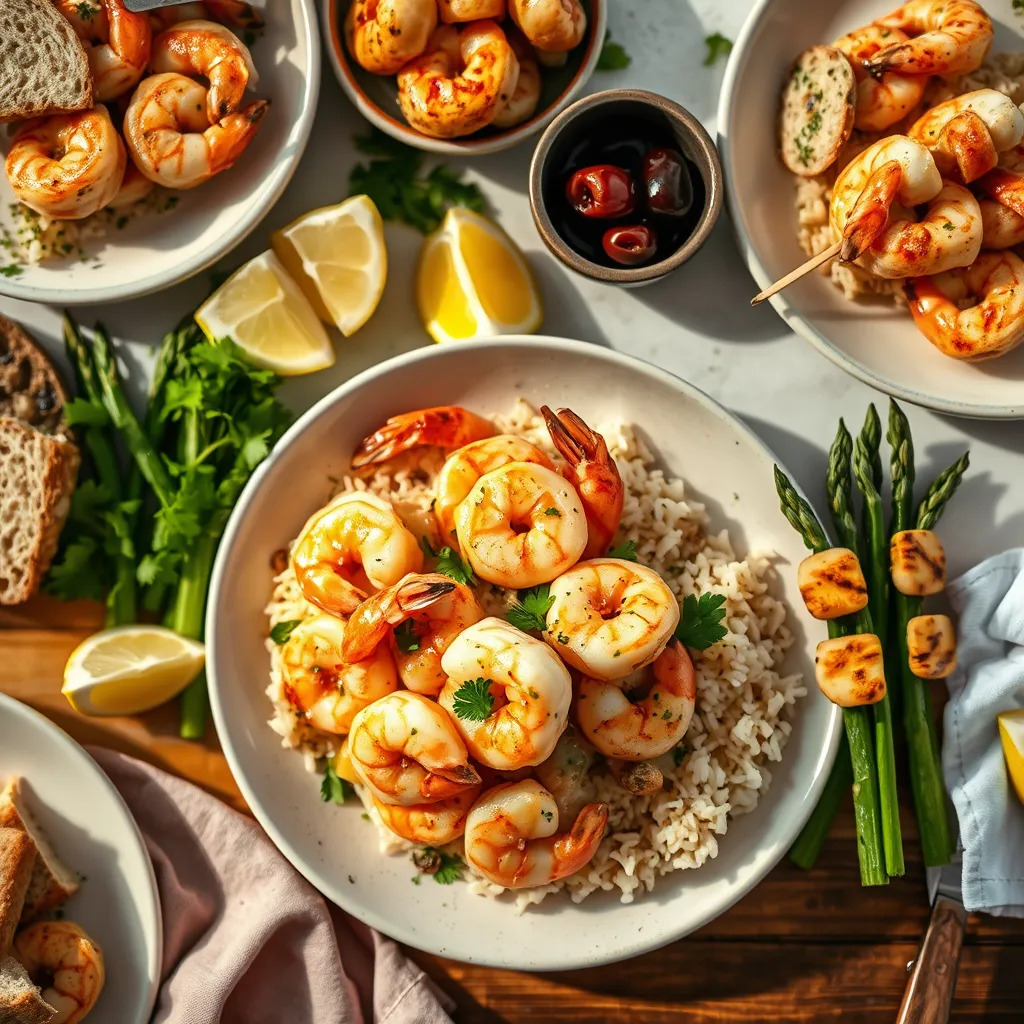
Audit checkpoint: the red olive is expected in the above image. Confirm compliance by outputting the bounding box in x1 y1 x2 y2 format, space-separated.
565 164 637 219
602 224 658 266
643 147 693 217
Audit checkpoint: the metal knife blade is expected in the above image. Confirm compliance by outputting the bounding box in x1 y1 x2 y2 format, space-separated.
123 0 191 12
927 845 964 906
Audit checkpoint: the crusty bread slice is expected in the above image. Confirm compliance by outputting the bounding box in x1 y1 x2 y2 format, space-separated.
0 780 78 923
0 419 79 606
0 830 35 958
0 0 93 123
0 956 55 1024
0 318 70 437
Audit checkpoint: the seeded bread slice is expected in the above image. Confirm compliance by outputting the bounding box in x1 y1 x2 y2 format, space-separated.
0 830 34 958
0 318 69 436
0 956 55 1024
0 0 93 123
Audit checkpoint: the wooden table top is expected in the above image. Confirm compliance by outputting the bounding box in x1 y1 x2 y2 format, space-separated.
3 596 1022 1023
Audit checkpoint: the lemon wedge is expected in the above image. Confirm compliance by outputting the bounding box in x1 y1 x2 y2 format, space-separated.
195 250 335 375
998 709 1024 805
272 195 387 337
416 208 542 344
332 739 360 785
62 625 206 716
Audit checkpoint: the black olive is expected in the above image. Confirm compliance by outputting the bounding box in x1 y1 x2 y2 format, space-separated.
602 225 658 266
642 147 693 217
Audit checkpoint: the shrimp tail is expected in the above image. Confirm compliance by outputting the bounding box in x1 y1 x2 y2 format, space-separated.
938 110 998 182
978 168 1024 217
552 802 609 874
352 407 495 467
395 576 457 612
434 762 483 787
840 160 902 262
540 405 600 466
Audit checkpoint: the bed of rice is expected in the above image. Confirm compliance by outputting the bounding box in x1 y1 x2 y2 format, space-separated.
264 401 805 912
792 53 1024 302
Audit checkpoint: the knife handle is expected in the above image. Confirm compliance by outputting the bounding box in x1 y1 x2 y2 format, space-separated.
896 895 968 1024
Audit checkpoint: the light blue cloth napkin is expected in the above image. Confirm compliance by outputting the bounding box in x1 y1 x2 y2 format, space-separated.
944 549 1024 916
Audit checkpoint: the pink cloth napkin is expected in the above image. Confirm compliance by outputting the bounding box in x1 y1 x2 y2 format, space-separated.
89 748 455 1024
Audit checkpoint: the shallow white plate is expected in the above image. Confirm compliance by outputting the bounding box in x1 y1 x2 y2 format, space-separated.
720 0 1024 420
0 0 319 305
206 337 841 970
0 694 161 1023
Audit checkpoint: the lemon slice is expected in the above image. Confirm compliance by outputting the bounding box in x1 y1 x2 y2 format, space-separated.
62 625 206 716
196 250 335 375
998 709 1024 805
272 195 387 337
416 208 542 344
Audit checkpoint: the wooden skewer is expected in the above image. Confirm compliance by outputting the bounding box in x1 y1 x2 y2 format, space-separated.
751 240 843 306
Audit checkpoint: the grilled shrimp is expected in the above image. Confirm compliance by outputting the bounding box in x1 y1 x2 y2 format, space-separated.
833 26 927 132
352 405 495 467
439 0 506 21
463 779 608 888
977 142 1024 218
454 461 588 588
867 0 992 76
149 0 264 31
5 106 126 219
14 921 105 1024
279 614 397 734
576 641 697 761
541 406 623 559
56 0 151 101
979 196 1024 248
348 691 481 805
290 491 423 616
544 558 681 680
439 617 572 770
533 725 597 824
373 786 480 845
106 161 154 209
345 0 438 75
493 29 542 128
906 251 1024 361
397 22 520 139
341 573 484 696
149 20 258 122
509 0 586 53
908 90 1024 183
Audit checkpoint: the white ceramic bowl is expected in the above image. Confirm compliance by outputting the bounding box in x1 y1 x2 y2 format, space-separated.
720 0 1024 420
0 0 319 305
0 694 161 1023
207 338 840 970
322 0 606 155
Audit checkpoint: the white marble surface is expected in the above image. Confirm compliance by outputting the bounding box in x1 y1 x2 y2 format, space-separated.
2 0 1021 579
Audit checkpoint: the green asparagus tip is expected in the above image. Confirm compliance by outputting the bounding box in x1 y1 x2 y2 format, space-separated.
916 451 970 530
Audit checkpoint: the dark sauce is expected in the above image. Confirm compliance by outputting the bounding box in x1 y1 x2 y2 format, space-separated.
545 115 706 269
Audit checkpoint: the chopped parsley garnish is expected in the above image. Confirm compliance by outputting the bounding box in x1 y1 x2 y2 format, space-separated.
942 221 954 230
541 809 554 822
0 264 23 278
555 631 570 645
506 583 554 632
672 743 690 767
596 30 631 71
543 507 562 517
320 763 353 805
412 847 464 884
395 620 421 653
451 678 495 721
607 538 638 562
270 618 302 645
420 536 476 586
675 592 728 651
74 1 96 18
703 32 733 66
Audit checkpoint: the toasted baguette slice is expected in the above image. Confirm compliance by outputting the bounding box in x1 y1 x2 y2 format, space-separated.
779 45 856 176
0 419 79 606
0 956 55 1024
0 318 70 436
0 830 35 958
0 780 78 923
0 0 93 123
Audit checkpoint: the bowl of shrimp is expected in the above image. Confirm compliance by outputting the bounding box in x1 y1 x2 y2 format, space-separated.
0 0 319 305
323 0 606 154
205 336 841 969
721 0 1024 419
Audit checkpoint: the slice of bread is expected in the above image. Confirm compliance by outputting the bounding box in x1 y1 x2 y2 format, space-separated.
0 830 35 958
0 956 55 1024
0 318 69 437
0 0 93 123
0 419 79 606
0 781 78 923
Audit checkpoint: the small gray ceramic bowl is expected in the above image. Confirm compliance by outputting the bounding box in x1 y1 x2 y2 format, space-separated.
529 89 723 285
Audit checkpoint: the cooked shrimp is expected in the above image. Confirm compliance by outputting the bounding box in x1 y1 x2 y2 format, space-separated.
493 29 542 128
541 406 623 559
352 405 495 468
908 90 1024 183
454 461 588 588
149 20 258 122
833 26 927 132
106 161 154 210
290 491 423 616
977 142 1024 217
868 0 992 76
439 617 573 770
978 196 1024 249
543 558 680 680
345 0 438 75
123 72 268 189
533 725 596 823
906 251 1024 361
397 22 520 139
509 0 586 53
464 779 608 888
373 786 480 844
5 106 126 220
434 434 554 545
439 0 506 21
280 614 397 734
56 0 151 101
341 573 484 696
576 640 697 761
150 0 264 32
14 921 105 1024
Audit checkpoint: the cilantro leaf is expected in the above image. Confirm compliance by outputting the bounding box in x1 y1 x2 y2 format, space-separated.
672 742 690 767
506 584 554 633
607 538 639 562
419 536 476 586
704 32 733 66
395 620 421 653
270 619 302 645
411 847 464 884
451 678 495 722
320 763 353 805
0 264 24 278
675 592 728 650
597 30 631 71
